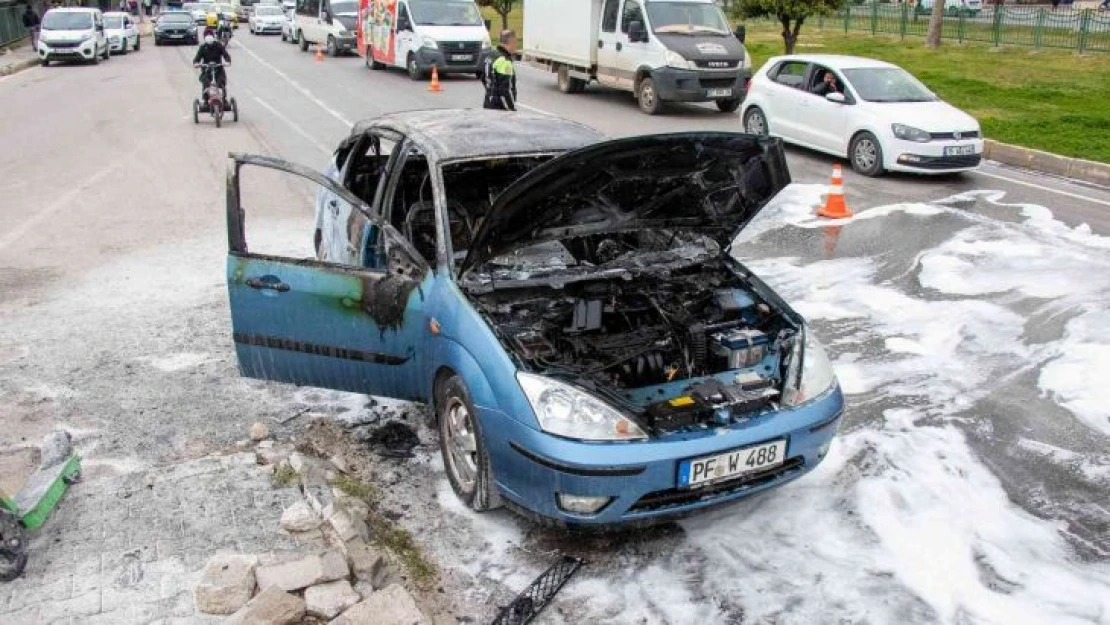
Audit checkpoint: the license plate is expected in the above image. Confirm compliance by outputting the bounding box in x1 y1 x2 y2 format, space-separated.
944 144 977 156
169 33 184 38
451 54 473 61
706 88 733 98
679 439 787 487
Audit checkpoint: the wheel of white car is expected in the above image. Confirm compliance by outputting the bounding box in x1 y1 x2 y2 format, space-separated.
436 374 501 512
849 131 885 177
743 106 769 136
637 77 663 115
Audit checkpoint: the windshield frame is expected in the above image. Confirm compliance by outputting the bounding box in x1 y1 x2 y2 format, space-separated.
841 67 939 103
407 0 483 27
42 11 95 30
646 1 730 36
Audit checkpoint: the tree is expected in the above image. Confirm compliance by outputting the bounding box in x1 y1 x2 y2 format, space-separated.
925 0 946 48
476 0 517 32
727 0 847 55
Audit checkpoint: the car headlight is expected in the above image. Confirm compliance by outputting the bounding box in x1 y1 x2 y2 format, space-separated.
517 372 648 441
781 329 838 407
78 33 92 42
664 48 692 69
421 35 438 49
891 123 932 143
481 39 491 50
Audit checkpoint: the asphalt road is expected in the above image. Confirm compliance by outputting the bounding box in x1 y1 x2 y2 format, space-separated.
1 34 1109 624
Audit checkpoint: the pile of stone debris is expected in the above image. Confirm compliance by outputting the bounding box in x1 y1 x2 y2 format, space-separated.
193 422 432 625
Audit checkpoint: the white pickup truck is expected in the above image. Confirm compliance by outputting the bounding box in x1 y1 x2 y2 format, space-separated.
522 0 751 115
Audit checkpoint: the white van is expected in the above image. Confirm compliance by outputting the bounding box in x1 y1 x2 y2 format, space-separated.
523 0 752 114
293 0 359 56
359 0 491 80
37 7 111 66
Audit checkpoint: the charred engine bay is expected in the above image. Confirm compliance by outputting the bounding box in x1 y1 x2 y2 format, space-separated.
469 258 796 433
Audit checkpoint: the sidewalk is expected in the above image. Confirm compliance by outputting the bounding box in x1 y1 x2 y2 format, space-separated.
0 453 310 624
0 41 40 77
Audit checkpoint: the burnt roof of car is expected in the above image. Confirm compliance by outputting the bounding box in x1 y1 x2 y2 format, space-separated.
352 109 604 163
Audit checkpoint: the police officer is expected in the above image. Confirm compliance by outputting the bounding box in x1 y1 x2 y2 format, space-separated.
482 30 517 111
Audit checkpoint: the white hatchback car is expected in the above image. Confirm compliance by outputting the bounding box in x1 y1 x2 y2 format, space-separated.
248 4 285 34
741 54 983 176
103 12 140 54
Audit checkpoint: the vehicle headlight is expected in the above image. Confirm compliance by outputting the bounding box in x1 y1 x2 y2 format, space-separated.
664 48 691 69
481 39 491 50
891 123 932 143
781 329 838 407
421 35 438 49
78 33 93 42
517 372 648 441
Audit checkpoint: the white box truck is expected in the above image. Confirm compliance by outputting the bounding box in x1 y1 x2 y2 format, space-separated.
522 0 751 115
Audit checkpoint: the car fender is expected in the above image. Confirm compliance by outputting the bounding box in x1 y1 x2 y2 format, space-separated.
848 119 895 164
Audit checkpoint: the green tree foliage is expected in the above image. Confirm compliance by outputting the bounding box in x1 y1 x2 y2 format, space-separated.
726 0 847 54
476 0 517 31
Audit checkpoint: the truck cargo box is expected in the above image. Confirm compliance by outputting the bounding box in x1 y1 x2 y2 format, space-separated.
522 0 602 69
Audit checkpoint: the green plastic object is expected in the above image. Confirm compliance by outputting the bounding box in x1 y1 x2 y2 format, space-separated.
3 455 81 530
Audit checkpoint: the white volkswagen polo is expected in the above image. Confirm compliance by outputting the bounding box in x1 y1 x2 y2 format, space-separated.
741 54 983 176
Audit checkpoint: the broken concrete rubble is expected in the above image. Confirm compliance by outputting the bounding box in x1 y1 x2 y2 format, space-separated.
305 579 362 619
324 501 369 543
346 541 389 590
194 554 259 615
280 500 322 533
249 422 270 442
330 583 429 625
226 585 306 625
255 550 349 592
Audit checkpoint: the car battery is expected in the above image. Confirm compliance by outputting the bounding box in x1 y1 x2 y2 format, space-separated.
710 328 769 369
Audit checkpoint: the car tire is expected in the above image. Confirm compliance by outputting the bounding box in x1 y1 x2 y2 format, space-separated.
716 97 742 113
299 33 308 51
849 131 885 177
437 374 501 512
121 40 128 54
743 106 769 135
192 99 200 124
407 53 424 80
637 77 663 115
327 35 337 57
90 50 100 65
134 36 140 51
557 66 586 94
41 59 50 67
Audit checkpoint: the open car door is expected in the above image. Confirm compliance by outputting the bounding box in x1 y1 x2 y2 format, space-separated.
226 153 431 401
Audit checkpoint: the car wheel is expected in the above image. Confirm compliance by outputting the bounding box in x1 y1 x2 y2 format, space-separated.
193 99 200 124
327 35 337 57
292 28 299 44
299 33 308 51
121 40 128 54
90 50 100 65
41 58 50 67
281 30 287 41
230 97 238 122
716 97 742 113
556 65 586 94
743 106 769 135
407 53 424 80
436 374 501 512
850 131 885 177
134 36 140 51
637 77 663 115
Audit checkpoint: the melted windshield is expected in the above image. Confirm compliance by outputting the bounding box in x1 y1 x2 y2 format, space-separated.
842 67 938 103
409 0 482 26
648 2 729 35
42 12 93 29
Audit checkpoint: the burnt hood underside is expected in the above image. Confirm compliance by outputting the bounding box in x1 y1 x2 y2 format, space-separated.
461 133 790 274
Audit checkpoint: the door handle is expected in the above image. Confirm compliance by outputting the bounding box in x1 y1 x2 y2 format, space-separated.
246 277 291 292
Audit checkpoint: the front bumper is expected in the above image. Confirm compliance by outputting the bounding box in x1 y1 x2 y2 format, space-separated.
108 36 126 51
482 386 844 526
38 40 98 61
415 46 489 74
253 22 284 32
885 136 984 173
651 66 748 103
155 30 198 43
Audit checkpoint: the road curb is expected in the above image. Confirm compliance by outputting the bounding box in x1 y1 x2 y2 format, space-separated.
0 55 40 77
984 139 1110 187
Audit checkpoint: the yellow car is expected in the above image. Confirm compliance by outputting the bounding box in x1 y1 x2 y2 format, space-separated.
213 3 239 27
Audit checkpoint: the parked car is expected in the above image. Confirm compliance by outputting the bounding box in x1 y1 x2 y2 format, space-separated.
249 4 285 34
103 11 140 54
741 54 983 176
280 7 297 43
225 109 844 526
293 0 356 56
154 11 200 44
917 0 983 17
36 7 111 66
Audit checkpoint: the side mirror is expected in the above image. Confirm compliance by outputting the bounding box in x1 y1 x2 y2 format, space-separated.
734 24 746 43
628 20 647 43
826 92 847 104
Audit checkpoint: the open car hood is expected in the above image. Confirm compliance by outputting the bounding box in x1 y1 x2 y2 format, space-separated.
460 133 790 275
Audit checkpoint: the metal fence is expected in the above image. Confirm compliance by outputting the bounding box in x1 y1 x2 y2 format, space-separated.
0 4 28 48
799 5 1110 53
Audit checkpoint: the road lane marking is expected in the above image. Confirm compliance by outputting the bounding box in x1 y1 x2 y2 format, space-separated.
976 169 1110 208
517 102 558 117
234 39 353 127
250 92 331 155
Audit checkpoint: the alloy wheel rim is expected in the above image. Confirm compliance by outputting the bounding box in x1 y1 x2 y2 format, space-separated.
747 112 765 135
856 139 877 170
443 398 478 491
642 84 655 109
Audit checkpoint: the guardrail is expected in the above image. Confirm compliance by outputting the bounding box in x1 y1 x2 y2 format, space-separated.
0 5 28 48
773 5 1109 53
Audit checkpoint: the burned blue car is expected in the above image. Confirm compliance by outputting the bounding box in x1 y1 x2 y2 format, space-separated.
226 109 843 525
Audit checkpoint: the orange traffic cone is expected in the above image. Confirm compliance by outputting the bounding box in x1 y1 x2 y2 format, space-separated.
428 66 442 93
818 164 852 219
315 44 324 62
